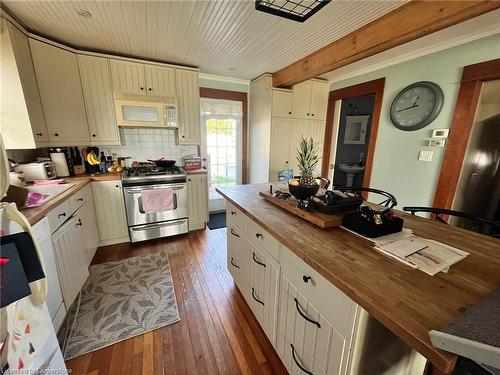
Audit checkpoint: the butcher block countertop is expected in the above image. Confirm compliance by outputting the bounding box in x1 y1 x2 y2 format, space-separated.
19 174 121 225
216 184 500 374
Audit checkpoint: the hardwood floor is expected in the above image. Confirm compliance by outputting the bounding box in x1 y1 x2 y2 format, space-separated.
65 228 287 375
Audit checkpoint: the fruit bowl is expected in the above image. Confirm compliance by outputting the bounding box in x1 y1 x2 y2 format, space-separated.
288 179 319 201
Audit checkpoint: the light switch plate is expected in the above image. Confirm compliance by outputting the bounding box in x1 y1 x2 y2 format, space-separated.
419 150 433 162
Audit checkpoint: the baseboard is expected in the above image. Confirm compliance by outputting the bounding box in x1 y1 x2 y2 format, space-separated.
188 222 206 231
99 236 130 247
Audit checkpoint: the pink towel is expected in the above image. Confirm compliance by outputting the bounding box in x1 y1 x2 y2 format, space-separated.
141 188 174 213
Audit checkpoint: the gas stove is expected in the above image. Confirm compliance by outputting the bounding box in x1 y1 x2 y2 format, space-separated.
122 164 186 185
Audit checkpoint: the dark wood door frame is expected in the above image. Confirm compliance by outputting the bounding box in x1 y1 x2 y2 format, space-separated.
433 58 500 210
322 78 385 190
199 87 248 184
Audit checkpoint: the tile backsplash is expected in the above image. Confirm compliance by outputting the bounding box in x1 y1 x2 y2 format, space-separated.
99 128 198 165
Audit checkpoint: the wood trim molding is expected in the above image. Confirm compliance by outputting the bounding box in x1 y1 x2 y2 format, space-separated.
432 58 500 210
199 87 249 184
273 1 500 87
322 78 385 192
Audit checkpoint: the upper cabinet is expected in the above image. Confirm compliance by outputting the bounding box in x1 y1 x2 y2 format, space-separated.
176 69 201 144
144 65 176 97
78 55 120 145
0 20 48 149
272 89 293 118
110 59 176 97
291 79 329 121
30 39 90 144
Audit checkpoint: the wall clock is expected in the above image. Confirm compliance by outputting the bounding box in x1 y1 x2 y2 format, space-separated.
390 81 444 131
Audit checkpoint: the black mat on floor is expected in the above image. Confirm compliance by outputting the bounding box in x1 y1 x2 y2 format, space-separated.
207 212 226 230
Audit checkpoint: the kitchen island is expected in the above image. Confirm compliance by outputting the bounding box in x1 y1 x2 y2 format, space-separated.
217 183 500 374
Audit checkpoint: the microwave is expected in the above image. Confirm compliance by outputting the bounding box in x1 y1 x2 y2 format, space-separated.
113 93 177 128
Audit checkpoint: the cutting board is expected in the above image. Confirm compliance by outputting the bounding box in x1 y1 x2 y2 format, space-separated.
259 191 343 229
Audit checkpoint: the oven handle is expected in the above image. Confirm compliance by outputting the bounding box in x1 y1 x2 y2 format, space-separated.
124 184 186 194
130 220 187 231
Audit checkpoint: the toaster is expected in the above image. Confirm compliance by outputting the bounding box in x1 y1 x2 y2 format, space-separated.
16 161 57 182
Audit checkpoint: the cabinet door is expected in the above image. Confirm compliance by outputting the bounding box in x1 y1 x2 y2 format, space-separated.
92 181 128 242
227 224 248 290
144 64 176 97
308 119 326 158
176 69 201 144
246 245 280 345
187 174 208 230
288 119 309 175
269 117 292 181
78 55 120 145
292 80 312 120
109 59 146 95
30 39 90 143
78 186 100 266
272 89 292 118
52 215 89 308
310 80 329 121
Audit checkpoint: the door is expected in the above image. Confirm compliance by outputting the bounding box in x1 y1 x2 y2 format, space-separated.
187 174 209 230
272 89 293 118
110 59 146 95
52 215 89 308
310 80 329 120
144 64 176 97
201 98 243 211
269 117 292 181
78 55 120 144
92 181 128 241
292 80 312 120
30 39 90 143
176 69 201 144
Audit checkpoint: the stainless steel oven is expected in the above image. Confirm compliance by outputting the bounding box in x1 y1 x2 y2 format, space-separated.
123 182 188 242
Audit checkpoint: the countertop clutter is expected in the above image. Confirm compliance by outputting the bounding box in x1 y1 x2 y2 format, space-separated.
217 183 500 373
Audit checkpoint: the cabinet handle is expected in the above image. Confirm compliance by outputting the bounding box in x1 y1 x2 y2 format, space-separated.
294 298 321 328
231 211 236 216
290 344 313 375
76 198 84 202
58 212 66 218
54 133 59 137
36 133 43 136
230 228 240 238
75 219 83 227
251 288 265 306
303 275 312 283
255 232 263 239
230 257 240 269
252 252 266 268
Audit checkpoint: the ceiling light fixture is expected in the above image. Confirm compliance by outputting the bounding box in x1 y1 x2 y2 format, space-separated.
76 9 92 18
255 0 330 23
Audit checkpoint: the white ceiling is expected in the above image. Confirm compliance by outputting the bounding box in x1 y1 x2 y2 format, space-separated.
2 0 405 80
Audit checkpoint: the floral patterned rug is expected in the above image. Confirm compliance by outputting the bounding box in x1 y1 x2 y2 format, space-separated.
63 251 179 360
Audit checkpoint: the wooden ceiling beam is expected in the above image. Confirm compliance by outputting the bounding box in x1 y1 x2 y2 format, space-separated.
272 1 500 88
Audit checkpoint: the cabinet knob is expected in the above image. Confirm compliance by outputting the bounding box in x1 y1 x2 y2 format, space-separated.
311 113 314 116
231 211 236 216
92 134 96 137
115 184 119 188
148 88 152 91
306 113 310 116
140 87 144 90
255 233 263 239
77 198 84 202
288 111 292 114
302 275 312 283
36 133 43 136
54 133 59 137
181 135 185 138
188 178 191 182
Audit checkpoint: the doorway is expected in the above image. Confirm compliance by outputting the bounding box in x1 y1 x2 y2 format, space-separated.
450 79 500 232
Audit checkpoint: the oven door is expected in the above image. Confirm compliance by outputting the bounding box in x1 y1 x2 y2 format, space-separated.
123 183 187 227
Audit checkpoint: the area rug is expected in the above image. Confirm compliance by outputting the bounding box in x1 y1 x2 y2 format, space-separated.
207 211 226 230
63 251 180 360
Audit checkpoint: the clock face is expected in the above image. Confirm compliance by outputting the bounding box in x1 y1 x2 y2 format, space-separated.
390 81 444 131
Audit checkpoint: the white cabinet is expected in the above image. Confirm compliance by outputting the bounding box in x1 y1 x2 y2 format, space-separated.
77 185 99 265
110 59 146 95
176 69 201 144
92 180 129 245
78 55 120 145
272 89 293 118
52 214 89 309
0 20 48 148
144 64 176 97
187 173 209 231
30 39 90 144
269 117 292 181
227 223 248 291
287 118 326 176
292 79 329 121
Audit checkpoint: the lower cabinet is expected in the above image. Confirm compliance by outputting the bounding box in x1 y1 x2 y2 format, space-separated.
187 173 209 231
92 180 128 245
79 185 99 265
52 214 89 309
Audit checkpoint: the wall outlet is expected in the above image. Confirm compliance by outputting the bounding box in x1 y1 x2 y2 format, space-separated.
418 150 433 162
431 129 449 138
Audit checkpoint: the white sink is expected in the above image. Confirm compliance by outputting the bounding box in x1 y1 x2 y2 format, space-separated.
338 164 365 187
23 183 76 206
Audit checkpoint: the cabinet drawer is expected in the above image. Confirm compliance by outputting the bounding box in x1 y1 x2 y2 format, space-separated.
67 186 87 214
226 201 246 232
227 228 247 289
282 248 354 338
46 200 71 233
247 217 281 262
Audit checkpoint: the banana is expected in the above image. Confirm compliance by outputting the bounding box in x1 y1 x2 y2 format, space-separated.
86 152 100 165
